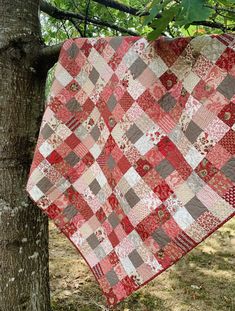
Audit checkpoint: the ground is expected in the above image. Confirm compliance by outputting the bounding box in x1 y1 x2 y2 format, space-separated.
50 218 235 311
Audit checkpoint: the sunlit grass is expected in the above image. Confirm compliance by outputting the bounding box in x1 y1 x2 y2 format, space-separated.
50 217 235 311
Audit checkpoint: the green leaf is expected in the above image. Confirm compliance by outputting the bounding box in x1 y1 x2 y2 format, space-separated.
147 4 180 40
175 0 212 26
218 0 235 4
143 4 161 26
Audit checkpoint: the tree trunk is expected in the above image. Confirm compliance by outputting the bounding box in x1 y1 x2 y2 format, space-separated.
0 1 50 310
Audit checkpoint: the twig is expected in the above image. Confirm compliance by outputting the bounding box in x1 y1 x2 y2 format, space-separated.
84 0 91 37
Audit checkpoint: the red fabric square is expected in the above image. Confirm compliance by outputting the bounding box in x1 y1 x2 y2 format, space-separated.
108 251 119 266
137 90 156 110
219 129 235 154
153 36 190 66
216 47 235 71
218 102 235 127
195 158 219 182
96 208 107 223
153 181 174 201
117 155 131 174
65 133 81 149
134 158 152 177
157 136 177 157
82 151 95 167
119 91 134 111
59 44 82 77
45 204 61 219
121 216 134 235
108 193 120 210
80 39 93 57
223 185 235 207
46 150 63 164
65 163 85 183
109 230 120 247
192 80 215 102
48 97 64 113
160 70 178 90
62 222 77 237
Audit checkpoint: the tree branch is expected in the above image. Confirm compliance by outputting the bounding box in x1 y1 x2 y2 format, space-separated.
92 0 149 16
38 42 63 70
205 4 235 14
191 20 235 31
69 19 84 37
40 0 82 20
84 0 91 37
92 0 235 31
40 0 138 36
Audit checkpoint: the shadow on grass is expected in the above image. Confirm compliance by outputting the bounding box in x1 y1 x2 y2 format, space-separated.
118 291 170 311
50 220 235 311
169 234 235 311
171 260 234 311
51 283 170 311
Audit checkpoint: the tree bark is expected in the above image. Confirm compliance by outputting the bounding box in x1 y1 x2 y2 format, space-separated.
0 1 50 310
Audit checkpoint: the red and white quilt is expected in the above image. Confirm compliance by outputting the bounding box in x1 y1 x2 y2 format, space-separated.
26 33 235 306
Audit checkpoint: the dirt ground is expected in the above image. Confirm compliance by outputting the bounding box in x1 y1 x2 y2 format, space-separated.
49 218 235 311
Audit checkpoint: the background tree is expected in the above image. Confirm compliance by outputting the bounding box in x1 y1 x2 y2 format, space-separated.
0 0 234 310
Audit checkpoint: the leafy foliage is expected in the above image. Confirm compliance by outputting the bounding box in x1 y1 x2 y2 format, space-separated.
41 0 150 45
41 0 235 46
146 4 181 40
142 0 235 40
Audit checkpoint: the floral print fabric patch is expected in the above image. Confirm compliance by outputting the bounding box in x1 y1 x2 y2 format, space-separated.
26 33 235 307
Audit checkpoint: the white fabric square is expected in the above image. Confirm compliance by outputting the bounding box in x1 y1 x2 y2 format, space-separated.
173 207 195 230
88 48 113 82
82 79 95 96
127 77 146 100
149 56 168 77
185 146 204 169
56 123 72 140
124 167 141 187
96 169 107 187
57 178 71 192
128 202 151 227
183 71 201 93
86 251 99 267
70 230 85 247
100 239 113 254
39 141 54 157
134 134 154 155
120 256 136 275
76 68 89 86
122 48 139 68
29 185 44 201
55 63 73 87
90 143 102 159
200 37 227 63
80 223 93 239
146 255 163 273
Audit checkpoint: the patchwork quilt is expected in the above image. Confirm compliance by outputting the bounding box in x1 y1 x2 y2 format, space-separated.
26 33 235 307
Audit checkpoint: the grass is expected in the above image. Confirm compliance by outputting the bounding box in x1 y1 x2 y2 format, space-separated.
49 218 235 311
